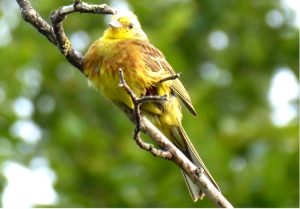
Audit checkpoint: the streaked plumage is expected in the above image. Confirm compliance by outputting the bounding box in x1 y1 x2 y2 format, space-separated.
83 11 220 201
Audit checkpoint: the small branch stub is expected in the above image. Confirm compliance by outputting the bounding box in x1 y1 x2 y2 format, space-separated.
159 72 182 83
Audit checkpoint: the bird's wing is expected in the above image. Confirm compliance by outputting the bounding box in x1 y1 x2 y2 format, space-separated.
132 40 197 116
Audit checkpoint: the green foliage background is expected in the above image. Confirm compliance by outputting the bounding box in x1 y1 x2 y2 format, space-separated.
0 0 298 207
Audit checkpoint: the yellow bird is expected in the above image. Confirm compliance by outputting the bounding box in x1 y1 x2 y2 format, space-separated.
83 11 220 201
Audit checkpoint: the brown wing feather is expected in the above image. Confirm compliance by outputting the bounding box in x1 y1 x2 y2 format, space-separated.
132 40 197 116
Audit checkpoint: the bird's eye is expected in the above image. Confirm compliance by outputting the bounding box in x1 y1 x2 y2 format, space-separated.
128 23 134 29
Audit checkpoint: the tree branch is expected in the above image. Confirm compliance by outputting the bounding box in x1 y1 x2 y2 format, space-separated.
16 0 116 71
118 68 172 159
15 0 233 207
50 0 116 70
16 0 57 45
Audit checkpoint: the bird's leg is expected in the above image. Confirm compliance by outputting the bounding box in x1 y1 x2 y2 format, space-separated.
118 68 172 159
159 73 182 83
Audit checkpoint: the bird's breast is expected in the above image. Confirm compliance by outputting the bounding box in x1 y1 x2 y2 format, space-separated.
84 39 156 109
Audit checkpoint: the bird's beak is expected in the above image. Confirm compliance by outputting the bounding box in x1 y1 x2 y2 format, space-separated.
109 19 122 28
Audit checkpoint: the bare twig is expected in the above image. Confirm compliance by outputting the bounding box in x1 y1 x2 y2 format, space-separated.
15 0 234 207
50 1 116 70
159 72 182 83
118 69 172 159
16 0 116 71
140 116 233 208
16 0 57 45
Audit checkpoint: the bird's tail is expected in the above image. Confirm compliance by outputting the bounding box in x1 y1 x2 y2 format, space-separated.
171 125 220 202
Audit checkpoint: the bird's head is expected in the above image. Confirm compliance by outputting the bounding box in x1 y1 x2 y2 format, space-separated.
103 11 148 41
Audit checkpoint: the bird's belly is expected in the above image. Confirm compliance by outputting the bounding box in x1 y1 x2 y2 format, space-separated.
92 68 135 109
